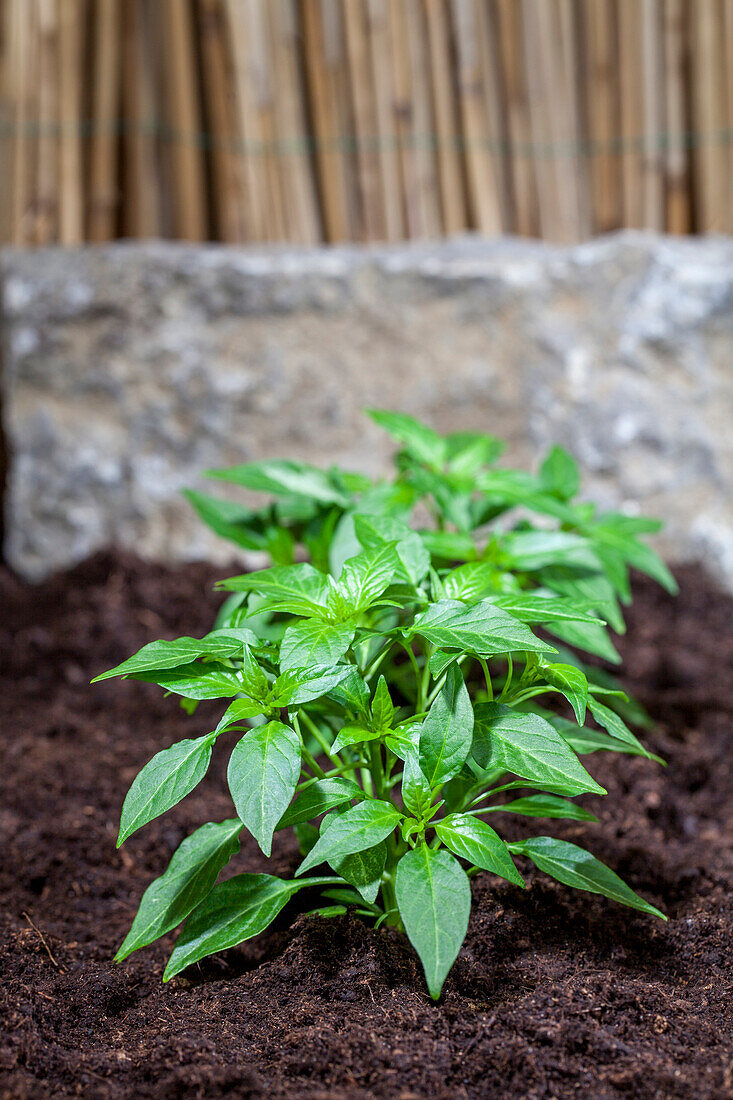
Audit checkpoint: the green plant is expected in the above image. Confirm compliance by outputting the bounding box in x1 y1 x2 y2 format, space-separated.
95 410 676 998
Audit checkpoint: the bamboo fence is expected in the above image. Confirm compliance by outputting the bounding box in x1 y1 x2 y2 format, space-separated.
0 0 731 246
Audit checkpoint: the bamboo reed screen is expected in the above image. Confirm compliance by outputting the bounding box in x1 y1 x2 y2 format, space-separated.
1 0 732 247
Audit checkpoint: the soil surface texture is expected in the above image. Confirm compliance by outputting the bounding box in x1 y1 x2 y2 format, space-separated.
1 552 732 1099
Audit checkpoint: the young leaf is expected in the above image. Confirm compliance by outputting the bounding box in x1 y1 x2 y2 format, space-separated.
508 837 665 919
240 645 270 701
545 618 622 665
367 408 447 468
371 676 395 731
295 800 402 877
489 594 604 626
539 445 580 500
354 514 430 587
270 665 353 707
320 813 387 904
502 531 593 571
435 814 524 886
418 663 474 787
334 544 401 614
130 663 244 700
401 748 434 820
115 819 242 961
541 662 589 724
472 703 605 797
207 458 349 506
395 846 470 999
326 667 371 717
484 793 597 822
409 599 556 658
277 778 363 829
217 563 330 617
183 489 268 551
279 620 354 674
227 722 301 856
118 735 215 846
92 629 257 682
587 698 649 755
331 724 381 754
163 873 301 980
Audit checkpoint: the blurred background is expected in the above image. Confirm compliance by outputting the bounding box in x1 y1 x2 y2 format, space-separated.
0 1 732 587
1 0 732 247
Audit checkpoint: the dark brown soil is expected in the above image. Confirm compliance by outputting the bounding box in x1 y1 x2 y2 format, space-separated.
1 552 731 1099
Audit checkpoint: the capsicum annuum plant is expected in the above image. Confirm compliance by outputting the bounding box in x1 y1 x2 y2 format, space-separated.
95 410 676 998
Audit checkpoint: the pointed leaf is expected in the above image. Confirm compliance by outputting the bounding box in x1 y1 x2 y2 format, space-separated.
277 778 363 829
93 629 258 682
542 663 589 724
130 663 244 700
419 663 473 787
335 544 401 613
539 445 580 500
371 676 395 731
116 819 242 961
118 735 214 846
435 814 524 886
163 874 300 980
279 620 354 674
227 722 301 856
472 703 605 796
207 458 348 506
484 794 597 822
295 799 402 877
508 837 665 919
217 563 330 617
410 599 556 657
354 514 430 586
270 665 353 707
395 846 470 999
367 408 447 468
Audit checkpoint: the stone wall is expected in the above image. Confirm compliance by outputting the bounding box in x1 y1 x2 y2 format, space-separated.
2 234 732 585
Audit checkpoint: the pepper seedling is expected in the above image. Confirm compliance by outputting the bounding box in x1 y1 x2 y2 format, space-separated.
95 410 675 998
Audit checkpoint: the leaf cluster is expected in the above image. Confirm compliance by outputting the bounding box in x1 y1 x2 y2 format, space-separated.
96 410 675 997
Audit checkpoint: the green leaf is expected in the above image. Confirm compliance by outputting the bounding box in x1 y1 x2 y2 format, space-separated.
115 819 242 961
217 563 330 617
279 619 354 674
442 560 506 602
92 629 258 682
327 667 371 718
130 663 244 700
419 663 474 787
207 458 348 506
484 794 597 822
395 846 470 999
295 799 402 877
435 814 524 886
410 599 556 658
419 530 478 563
445 431 504 474
472 703 605 796
588 697 649 755
541 662 589 724
592 526 678 595
227 722 301 856
401 748 433 819
370 676 395 731
367 408 447 468
545 713 663 762
539 445 580 500
183 489 268 551
334 543 401 613
502 531 593 571
545 618 622 665
320 813 387 904
240 645 270 701
508 837 665 919
270 665 353 707
163 873 301 980
354 514 430 586
118 735 215 846
331 724 381 754
540 564 625 634
277 778 363 829
215 696 268 731
489 594 604 626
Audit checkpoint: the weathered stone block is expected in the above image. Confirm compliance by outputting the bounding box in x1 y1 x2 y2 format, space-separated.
2 234 732 585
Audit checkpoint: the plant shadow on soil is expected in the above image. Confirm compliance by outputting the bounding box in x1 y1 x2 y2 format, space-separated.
1 553 731 1099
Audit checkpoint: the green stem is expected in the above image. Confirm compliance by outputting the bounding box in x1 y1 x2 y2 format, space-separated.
298 709 344 765
478 656 493 700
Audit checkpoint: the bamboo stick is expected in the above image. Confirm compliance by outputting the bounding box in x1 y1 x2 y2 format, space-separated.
450 0 502 234
8 0 38 246
365 0 404 240
617 0 645 227
300 0 351 241
424 0 467 235
88 0 122 241
690 0 727 232
35 0 59 245
640 0 665 230
343 0 385 240
494 0 537 237
58 0 85 244
663 0 690 233
197 0 245 242
160 0 207 240
724 0 733 234
121 0 160 238
268 0 321 243
0 0 12 243
248 0 288 241
581 0 620 233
